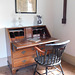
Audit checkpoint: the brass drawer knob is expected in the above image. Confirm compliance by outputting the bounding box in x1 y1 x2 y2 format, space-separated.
21 51 26 54
22 60 26 63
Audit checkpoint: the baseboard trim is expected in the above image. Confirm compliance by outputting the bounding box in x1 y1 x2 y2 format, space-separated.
0 57 8 67
62 53 75 66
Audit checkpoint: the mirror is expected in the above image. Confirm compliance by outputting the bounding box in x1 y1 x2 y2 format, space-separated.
15 0 37 14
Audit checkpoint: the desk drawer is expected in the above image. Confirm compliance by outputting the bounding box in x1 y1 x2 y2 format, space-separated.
13 47 36 59
13 55 35 67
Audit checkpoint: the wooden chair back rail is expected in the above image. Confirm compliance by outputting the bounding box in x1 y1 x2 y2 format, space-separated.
34 40 70 65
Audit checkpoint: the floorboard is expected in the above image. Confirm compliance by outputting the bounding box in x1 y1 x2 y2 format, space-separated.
0 60 75 75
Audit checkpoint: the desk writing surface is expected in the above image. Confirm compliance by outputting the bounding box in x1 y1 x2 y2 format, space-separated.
13 37 58 50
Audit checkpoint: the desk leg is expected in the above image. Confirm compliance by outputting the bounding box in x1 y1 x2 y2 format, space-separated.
12 69 17 75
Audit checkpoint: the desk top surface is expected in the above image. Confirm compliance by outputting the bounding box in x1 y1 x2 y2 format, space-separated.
13 37 58 50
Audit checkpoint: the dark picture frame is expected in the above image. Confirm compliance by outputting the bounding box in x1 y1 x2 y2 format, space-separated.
15 0 37 14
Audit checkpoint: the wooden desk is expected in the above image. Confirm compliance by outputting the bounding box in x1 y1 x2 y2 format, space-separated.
5 25 58 75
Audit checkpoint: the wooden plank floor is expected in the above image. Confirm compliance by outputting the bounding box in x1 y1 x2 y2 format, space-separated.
0 60 75 75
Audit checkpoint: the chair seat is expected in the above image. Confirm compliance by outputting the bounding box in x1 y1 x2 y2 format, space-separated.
35 54 61 67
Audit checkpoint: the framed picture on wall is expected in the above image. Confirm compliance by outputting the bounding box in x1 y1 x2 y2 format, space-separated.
15 0 37 14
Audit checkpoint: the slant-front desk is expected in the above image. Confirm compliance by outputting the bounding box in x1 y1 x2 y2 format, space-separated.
5 25 58 75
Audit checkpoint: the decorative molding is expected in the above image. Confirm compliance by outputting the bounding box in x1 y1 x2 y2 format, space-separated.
62 53 75 66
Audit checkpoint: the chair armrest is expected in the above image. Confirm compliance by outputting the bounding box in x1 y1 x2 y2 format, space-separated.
34 46 45 54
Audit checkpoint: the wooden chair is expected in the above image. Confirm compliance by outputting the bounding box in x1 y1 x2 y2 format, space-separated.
34 40 70 75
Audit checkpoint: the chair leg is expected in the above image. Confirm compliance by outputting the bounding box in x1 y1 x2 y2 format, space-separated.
33 64 37 75
46 67 48 75
59 64 64 75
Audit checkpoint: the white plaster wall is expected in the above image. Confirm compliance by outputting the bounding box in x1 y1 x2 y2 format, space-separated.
0 0 53 66
0 0 53 29
0 28 7 58
52 0 75 56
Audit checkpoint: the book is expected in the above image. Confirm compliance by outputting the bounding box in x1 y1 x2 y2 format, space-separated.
27 38 41 43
